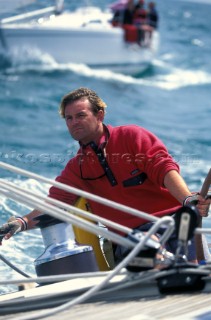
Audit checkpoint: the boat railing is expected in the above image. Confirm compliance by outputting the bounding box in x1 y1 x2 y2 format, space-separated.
0 161 210 249
0 160 174 248
1 6 56 25
0 161 210 246
0 160 211 320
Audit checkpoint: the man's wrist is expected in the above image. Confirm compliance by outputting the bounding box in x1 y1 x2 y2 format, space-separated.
183 193 199 206
16 217 28 231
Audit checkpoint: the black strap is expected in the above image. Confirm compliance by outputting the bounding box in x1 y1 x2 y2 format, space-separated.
89 141 117 187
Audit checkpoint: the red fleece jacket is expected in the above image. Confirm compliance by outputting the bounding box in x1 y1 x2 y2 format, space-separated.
49 124 181 229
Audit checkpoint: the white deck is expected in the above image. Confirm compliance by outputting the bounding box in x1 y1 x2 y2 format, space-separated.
1 274 211 319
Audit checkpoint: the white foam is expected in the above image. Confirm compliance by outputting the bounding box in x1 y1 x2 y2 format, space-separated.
3 49 211 91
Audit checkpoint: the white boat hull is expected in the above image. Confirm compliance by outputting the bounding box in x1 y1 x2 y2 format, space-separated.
0 7 159 74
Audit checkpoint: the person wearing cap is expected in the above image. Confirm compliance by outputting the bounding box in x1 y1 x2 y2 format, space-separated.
0 87 210 263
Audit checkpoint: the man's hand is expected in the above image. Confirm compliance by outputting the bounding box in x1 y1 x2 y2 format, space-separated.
0 216 27 244
183 194 211 217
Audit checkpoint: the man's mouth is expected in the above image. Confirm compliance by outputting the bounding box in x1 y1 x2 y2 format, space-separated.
72 127 83 134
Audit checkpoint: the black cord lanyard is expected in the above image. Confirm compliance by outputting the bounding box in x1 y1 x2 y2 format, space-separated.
89 141 118 187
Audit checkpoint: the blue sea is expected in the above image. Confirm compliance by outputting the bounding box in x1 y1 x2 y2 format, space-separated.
0 0 211 294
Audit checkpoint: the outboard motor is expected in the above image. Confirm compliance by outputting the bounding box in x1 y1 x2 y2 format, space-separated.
34 215 99 277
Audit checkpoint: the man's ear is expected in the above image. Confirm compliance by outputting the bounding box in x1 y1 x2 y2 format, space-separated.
97 110 104 122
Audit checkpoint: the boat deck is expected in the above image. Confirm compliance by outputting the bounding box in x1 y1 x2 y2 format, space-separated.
1 274 211 319
33 293 211 320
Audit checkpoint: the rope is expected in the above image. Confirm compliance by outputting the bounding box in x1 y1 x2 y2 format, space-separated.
0 185 134 248
0 179 131 236
11 216 174 320
0 254 31 278
0 161 159 223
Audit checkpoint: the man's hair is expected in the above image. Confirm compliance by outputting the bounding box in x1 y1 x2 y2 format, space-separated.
59 87 107 118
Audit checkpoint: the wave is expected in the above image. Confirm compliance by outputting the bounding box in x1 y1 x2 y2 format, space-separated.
150 62 211 90
1 49 211 90
0 177 48 292
0 178 49 216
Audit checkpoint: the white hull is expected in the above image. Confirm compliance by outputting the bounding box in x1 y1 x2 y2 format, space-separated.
0 7 159 74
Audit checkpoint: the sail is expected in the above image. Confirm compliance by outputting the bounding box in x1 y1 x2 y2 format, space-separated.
0 0 36 14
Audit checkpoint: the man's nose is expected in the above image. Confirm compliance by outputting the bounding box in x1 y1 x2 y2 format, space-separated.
71 117 79 125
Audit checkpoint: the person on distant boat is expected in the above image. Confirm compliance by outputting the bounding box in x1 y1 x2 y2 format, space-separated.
0 88 210 265
139 1 159 46
147 1 159 29
133 0 149 46
122 0 135 25
120 0 140 44
111 0 135 26
133 0 147 25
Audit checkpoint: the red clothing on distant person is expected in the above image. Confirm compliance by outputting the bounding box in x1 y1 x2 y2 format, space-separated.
49 124 181 231
133 3 147 25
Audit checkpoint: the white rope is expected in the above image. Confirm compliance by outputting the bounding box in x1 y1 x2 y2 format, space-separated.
0 271 114 285
0 163 209 319
0 186 134 249
0 179 131 235
0 161 159 223
0 177 176 250
12 216 174 320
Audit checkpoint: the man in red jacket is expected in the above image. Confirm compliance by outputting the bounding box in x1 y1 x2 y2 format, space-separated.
0 87 210 263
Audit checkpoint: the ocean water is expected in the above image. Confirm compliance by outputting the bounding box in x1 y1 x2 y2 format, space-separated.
0 0 211 294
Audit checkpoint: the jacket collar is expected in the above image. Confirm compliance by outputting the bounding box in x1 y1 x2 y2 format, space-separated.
80 124 110 153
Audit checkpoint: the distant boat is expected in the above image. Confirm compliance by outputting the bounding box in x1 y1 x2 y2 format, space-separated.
0 1 159 75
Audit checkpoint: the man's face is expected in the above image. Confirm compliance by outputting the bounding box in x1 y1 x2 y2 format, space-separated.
64 98 104 145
